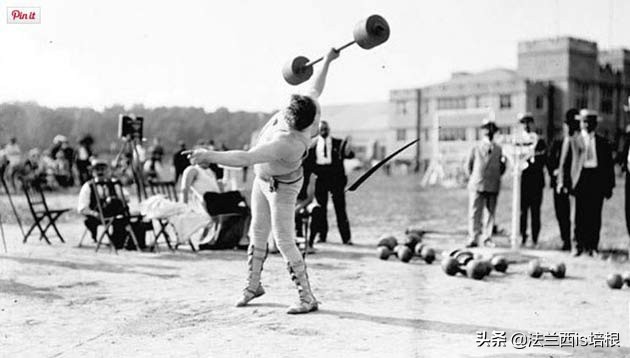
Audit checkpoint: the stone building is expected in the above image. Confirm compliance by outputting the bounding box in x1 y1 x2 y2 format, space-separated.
390 36 630 171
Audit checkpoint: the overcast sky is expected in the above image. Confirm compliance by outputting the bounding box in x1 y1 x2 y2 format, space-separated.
0 0 628 112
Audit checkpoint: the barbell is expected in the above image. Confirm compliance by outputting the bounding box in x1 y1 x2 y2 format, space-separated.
282 14 390 85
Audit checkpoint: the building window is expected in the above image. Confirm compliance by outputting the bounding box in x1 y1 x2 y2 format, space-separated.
396 129 406 141
474 96 481 108
499 94 512 109
421 128 430 141
535 96 544 109
439 127 467 141
498 126 511 136
396 101 407 115
575 82 589 109
600 86 613 114
437 97 466 110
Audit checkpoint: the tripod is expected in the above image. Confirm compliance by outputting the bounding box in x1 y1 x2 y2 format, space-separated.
112 136 147 202
0 174 25 252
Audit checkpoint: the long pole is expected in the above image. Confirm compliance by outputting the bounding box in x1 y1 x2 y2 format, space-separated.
511 141 521 250
1 175 25 238
0 214 6 253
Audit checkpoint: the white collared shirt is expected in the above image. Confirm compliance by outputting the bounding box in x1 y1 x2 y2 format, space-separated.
581 130 598 168
315 136 333 165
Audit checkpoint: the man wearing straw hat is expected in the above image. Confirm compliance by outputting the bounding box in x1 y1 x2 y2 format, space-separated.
466 118 506 248
558 109 615 256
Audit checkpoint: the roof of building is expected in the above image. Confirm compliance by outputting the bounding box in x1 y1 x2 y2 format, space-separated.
320 101 391 132
426 68 519 88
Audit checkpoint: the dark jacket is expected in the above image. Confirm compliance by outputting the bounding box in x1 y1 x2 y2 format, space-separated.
621 134 630 174
546 137 565 189
303 137 354 180
521 138 546 190
560 133 615 197
301 137 354 198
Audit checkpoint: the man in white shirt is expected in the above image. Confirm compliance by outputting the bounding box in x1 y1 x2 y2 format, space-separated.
558 109 615 256
302 121 355 245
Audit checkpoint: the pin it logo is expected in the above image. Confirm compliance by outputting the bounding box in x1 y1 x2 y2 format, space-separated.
7 7 41 24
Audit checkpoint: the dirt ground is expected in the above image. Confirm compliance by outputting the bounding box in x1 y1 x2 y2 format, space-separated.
2 173 630 357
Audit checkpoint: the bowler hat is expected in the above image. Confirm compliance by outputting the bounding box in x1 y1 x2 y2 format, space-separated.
480 118 499 132
90 158 108 168
576 109 599 122
564 108 579 124
517 112 534 123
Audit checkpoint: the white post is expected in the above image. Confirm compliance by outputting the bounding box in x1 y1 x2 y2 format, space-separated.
510 140 521 250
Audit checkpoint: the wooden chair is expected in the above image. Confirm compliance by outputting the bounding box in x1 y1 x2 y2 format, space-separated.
21 178 70 244
148 180 178 201
147 180 178 251
91 179 144 254
198 190 250 250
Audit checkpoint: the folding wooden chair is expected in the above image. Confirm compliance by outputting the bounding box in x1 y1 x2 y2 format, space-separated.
148 180 178 201
147 180 178 252
21 178 70 244
91 179 144 254
198 191 250 250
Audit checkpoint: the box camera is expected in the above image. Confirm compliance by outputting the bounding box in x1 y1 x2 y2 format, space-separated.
118 114 144 139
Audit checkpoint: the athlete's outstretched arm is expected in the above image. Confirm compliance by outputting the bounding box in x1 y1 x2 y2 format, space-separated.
309 48 339 97
186 140 292 168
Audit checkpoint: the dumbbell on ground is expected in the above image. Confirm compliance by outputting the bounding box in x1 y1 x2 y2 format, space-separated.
413 243 435 264
441 257 487 280
376 244 412 262
479 256 509 276
528 260 566 279
606 272 630 289
377 235 398 250
403 232 422 250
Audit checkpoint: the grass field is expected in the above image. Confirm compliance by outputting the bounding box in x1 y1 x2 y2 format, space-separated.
4 170 627 249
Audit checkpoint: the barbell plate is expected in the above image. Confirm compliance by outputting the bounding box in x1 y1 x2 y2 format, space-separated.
353 14 390 50
282 55 314 86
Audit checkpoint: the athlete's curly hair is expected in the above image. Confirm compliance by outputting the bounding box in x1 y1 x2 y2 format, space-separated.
285 94 317 131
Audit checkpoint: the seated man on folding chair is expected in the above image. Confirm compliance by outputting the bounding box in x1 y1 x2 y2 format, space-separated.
77 158 129 247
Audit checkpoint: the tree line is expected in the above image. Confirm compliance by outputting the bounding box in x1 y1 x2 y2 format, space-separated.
0 102 271 155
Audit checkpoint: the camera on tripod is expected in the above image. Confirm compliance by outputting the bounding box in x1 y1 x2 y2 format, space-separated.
118 114 144 140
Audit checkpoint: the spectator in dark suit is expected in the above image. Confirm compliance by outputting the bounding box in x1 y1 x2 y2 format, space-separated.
173 140 189 184
558 109 615 256
546 108 579 251
303 121 354 245
620 125 630 239
466 119 506 248
516 112 547 248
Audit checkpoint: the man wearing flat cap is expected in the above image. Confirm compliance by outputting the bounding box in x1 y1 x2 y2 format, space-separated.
558 109 615 256
515 112 547 248
466 118 506 248
546 108 580 250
